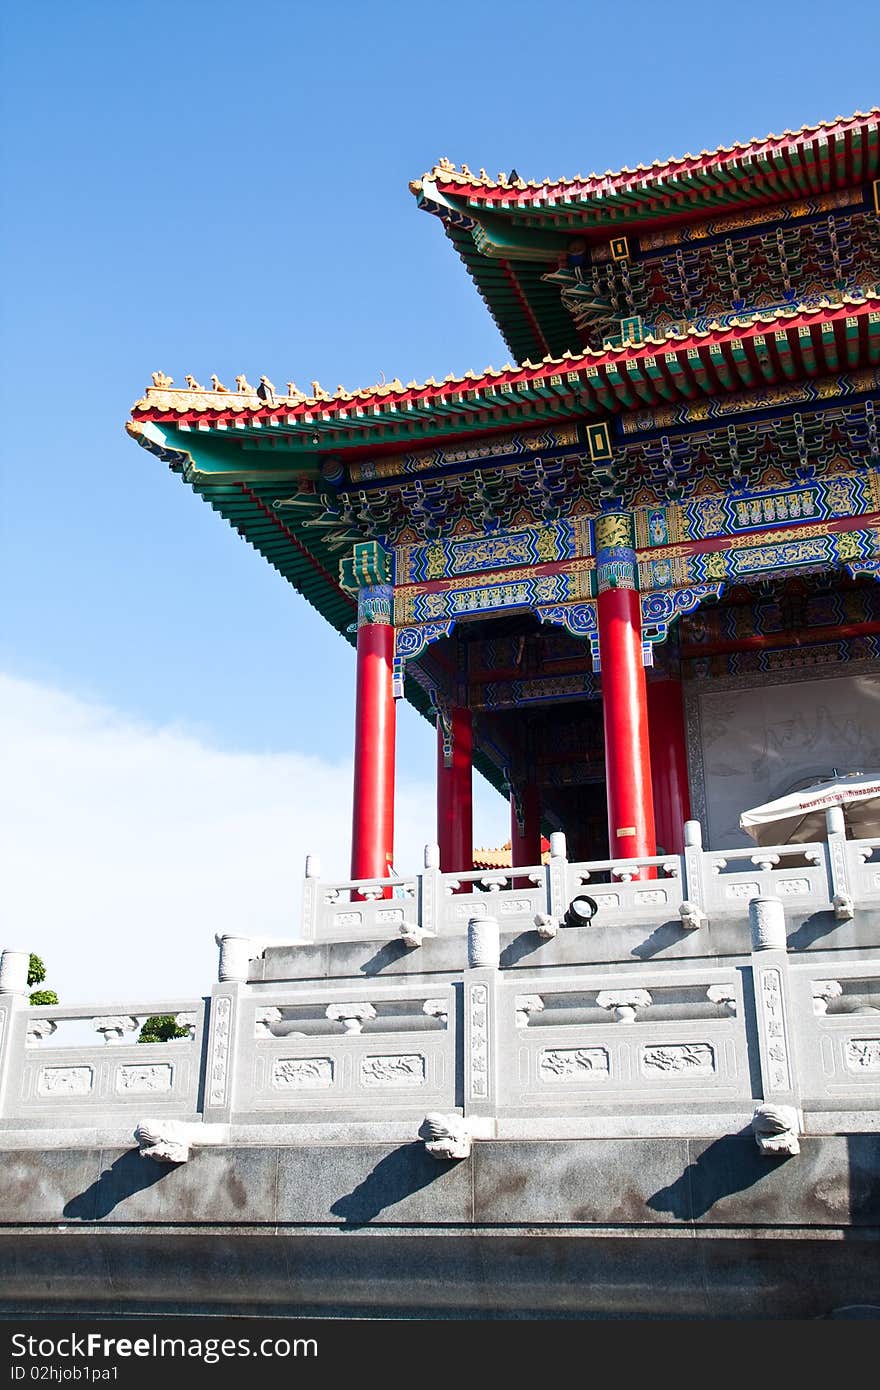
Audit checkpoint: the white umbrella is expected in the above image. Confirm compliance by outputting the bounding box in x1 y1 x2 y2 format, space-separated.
739 772 880 846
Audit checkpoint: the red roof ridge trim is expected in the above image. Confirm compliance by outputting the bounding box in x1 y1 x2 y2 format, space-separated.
131 288 880 423
415 108 880 200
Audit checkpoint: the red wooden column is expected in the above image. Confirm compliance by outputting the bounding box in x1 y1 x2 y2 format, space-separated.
350 583 396 882
436 704 473 873
647 675 691 855
510 782 541 867
595 512 657 869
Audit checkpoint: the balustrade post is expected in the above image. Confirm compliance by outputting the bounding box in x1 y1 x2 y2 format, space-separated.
747 898 801 1139
301 854 321 940
682 819 708 923
0 948 29 1121
547 831 569 925
463 911 500 1120
204 934 263 1123
202 982 243 1123
419 842 441 937
824 806 855 920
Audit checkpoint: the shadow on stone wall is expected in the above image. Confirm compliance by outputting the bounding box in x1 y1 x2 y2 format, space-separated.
330 1143 450 1225
647 1132 791 1219
63 1149 173 1221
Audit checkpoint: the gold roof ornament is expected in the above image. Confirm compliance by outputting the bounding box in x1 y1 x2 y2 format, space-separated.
210 374 229 392
151 371 173 389
235 374 254 393
184 375 203 391
418 108 879 195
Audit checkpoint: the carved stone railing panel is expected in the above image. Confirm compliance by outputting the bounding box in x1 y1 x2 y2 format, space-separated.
1 998 206 1125
295 830 880 948
235 985 457 1118
789 958 880 1110
564 855 684 926
307 875 420 942
437 868 547 937
701 844 828 916
494 967 749 1115
846 838 880 907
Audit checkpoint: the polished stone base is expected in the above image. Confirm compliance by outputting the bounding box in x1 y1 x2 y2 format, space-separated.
1 1136 878 1318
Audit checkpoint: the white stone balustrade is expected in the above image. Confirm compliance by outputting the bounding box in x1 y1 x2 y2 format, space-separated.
93 1015 139 1045
26 1018 57 1045
325 1002 376 1034
596 990 653 1024
296 823 880 945
3 822 880 1139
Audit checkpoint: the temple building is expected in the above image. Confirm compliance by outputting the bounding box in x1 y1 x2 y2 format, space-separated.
127 109 880 880
2 108 880 1324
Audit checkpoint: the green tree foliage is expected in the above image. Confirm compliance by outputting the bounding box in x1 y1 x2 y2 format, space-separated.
138 1014 190 1044
28 953 58 1005
27 954 46 987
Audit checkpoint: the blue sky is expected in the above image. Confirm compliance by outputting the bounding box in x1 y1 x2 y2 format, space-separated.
1 0 877 1000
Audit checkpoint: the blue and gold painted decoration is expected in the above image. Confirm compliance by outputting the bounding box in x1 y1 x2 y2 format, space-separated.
392 619 456 698
534 602 600 669
594 510 637 595
845 558 880 582
395 566 593 627
638 525 879 591
640 584 725 651
633 506 683 549
621 369 880 437
472 672 599 712
638 189 864 252
350 422 581 484
585 421 613 464
639 522 878 586
356 583 393 627
681 578 880 649
395 620 456 663
684 633 880 684
470 629 587 672
682 474 875 542
395 519 578 585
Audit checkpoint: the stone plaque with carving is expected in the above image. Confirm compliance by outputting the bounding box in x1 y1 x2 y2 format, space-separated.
539 1047 610 1080
845 1038 880 1072
725 882 760 899
642 1043 715 1075
37 1066 93 1097
116 1064 173 1094
272 1057 334 1089
360 1054 426 1087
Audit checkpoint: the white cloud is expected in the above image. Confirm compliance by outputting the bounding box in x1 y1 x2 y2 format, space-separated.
1 673 465 1005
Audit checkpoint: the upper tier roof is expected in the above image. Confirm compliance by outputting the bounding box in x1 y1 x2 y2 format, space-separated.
411 109 880 364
